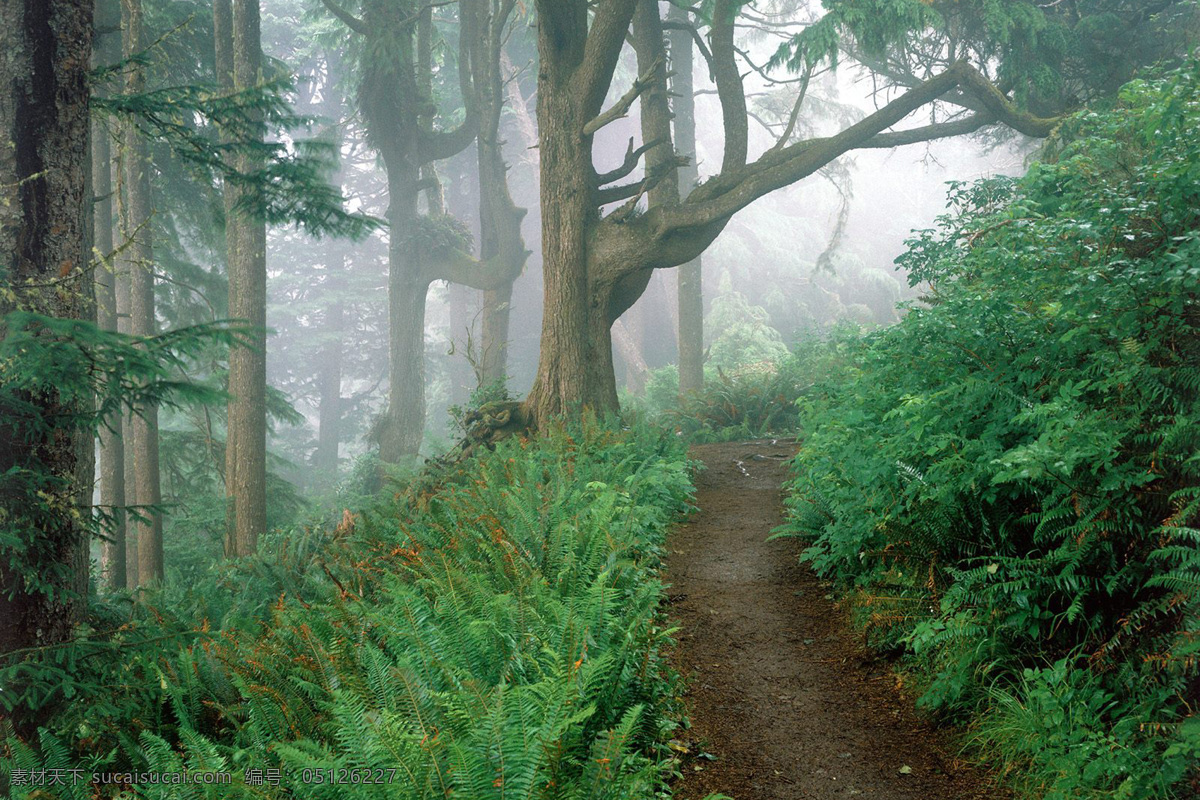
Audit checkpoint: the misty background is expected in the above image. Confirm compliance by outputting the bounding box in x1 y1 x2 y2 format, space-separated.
258 2 1029 483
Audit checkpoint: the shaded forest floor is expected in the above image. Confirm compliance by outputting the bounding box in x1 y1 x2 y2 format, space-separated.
667 441 1008 800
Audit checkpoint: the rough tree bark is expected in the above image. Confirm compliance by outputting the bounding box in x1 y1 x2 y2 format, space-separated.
0 0 93 694
525 0 636 422
121 0 164 584
216 0 267 556
94 0 126 591
113 4 137 588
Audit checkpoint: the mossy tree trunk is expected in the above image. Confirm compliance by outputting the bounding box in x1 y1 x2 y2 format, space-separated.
0 0 93 708
322 0 526 463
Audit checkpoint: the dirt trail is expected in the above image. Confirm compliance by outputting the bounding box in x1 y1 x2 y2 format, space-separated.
668 441 1006 800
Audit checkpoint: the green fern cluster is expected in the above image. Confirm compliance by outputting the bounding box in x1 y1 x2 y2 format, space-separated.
638 357 812 443
779 61 1200 799
1 418 696 799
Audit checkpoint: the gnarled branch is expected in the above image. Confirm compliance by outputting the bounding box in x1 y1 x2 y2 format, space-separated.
595 135 670 186
583 56 666 136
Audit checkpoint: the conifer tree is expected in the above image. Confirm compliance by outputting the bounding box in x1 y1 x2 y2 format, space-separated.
216 0 268 556
0 0 94 694
121 0 164 584
94 0 126 591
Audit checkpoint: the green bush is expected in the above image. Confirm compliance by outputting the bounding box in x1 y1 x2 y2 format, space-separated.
1 418 697 799
779 62 1200 799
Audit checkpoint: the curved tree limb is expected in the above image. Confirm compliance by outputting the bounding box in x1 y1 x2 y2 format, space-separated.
583 56 666 136
319 0 368 35
859 111 998 148
595 135 670 186
712 0 748 171
658 61 1061 241
577 0 640 118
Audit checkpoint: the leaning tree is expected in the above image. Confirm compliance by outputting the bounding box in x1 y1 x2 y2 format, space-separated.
523 0 1195 421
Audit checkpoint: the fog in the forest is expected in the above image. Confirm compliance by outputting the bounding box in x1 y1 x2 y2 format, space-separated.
260 7 1029 478
10 0 1198 789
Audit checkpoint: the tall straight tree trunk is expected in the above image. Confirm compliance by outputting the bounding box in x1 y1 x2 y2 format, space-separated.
112 8 137 589
94 0 125 591
122 0 163 584
314 252 346 484
118 209 138 587
312 67 349 488
0 0 93 717
216 0 267 556
378 170 429 463
669 2 703 395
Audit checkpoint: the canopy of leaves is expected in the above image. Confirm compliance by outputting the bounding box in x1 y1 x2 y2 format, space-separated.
773 0 1197 115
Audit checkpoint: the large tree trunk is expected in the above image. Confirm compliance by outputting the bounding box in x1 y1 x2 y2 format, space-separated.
0 0 93 721
669 2 704 395
525 3 618 421
94 0 125 591
122 0 163 584
377 176 429 463
216 0 267 556
362 0 433 464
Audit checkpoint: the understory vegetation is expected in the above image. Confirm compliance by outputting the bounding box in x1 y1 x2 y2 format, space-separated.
778 63 1200 799
636 359 808 443
1 420 697 799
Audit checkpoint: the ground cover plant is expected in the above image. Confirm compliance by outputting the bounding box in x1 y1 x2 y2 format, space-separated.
1 419 697 799
778 62 1200 799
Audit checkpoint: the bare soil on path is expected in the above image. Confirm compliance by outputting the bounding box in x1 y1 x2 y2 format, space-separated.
667 441 1007 800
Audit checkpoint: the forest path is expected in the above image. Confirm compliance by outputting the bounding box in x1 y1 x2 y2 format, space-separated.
667 441 1005 800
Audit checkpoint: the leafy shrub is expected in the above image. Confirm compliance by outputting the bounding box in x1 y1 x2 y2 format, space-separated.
1 417 697 799
778 62 1200 799
650 331 855 443
659 363 802 442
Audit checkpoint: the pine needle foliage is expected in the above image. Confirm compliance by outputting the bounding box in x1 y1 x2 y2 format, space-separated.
1 418 696 800
778 61 1200 799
